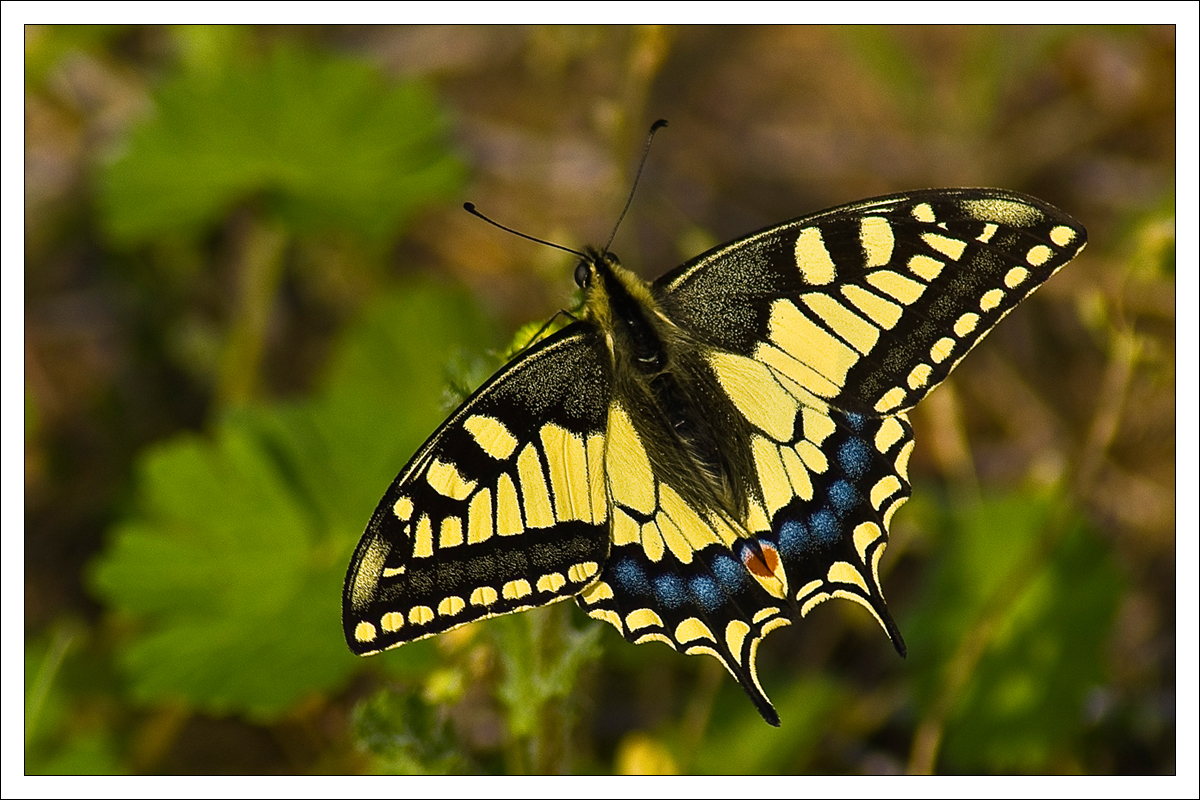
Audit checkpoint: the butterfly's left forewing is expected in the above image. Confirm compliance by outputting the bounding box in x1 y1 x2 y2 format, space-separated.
344 325 613 654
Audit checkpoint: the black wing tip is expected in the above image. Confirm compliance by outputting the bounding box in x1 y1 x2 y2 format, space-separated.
886 615 908 659
741 680 781 727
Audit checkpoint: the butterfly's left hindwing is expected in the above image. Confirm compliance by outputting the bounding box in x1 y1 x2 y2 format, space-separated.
343 325 613 654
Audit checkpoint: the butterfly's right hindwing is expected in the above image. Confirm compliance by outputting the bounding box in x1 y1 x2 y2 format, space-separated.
343 325 612 654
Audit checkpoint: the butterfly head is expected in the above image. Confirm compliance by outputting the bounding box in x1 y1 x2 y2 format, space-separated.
573 247 622 291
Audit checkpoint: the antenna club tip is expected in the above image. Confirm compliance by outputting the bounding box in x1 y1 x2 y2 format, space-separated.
651 118 669 131
463 202 476 212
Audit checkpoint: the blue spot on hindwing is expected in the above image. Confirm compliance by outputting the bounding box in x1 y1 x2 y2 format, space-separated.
809 509 840 545
778 519 810 556
828 480 858 514
842 411 865 431
689 575 724 612
612 558 650 596
710 553 747 592
837 438 871 479
654 573 686 608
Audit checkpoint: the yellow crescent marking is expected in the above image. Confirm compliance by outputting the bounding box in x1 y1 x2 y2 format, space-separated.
626 608 665 631
1005 266 1031 287
980 288 1004 312
392 496 413 521
354 621 377 643
587 607 622 629
841 283 902 330
853 522 881 563
470 586 498 606
725 619 751 658
865 269 925 305
517 443 555 529
907 363 932 390
860 216 894 267
502 579 532 600
911 202 936 223
438 515 463 549
1025 245 1052 268
795 579 823 602
930 336 956 364
953 312 980 338
873 386 908 414
675 617 715 644
568 561 599 583
536 572 567 593
795 226 837 285
426 458 476 501
495 472 523 536
414 515 435 557
467 487 493 544
1050 225 1075 246
908 254 945 281
408 605 434 625
803 292 881 356
464 414 518 460
438 596 465 617
580 580 613 604
871 476 902 509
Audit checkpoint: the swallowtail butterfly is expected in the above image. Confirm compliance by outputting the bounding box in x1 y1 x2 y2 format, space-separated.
342 173 1086 726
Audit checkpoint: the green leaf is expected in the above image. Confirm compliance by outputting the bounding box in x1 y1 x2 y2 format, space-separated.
99 42 464 245
90 282 495 718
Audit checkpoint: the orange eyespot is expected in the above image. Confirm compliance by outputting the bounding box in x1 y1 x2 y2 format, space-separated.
741 540 780 579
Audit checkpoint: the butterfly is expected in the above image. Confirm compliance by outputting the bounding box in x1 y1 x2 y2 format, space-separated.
342 185 1086 726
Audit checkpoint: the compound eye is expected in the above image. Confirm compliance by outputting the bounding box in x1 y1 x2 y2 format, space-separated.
574 260 591 288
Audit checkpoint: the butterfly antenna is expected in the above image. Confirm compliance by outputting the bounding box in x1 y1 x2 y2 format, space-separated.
603 118 668 252
463 202 586 259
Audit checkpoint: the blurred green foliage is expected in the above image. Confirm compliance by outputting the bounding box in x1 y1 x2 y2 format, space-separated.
25 626 125 775
90 285 495 717
904 494 1123 772
100 33 463 247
